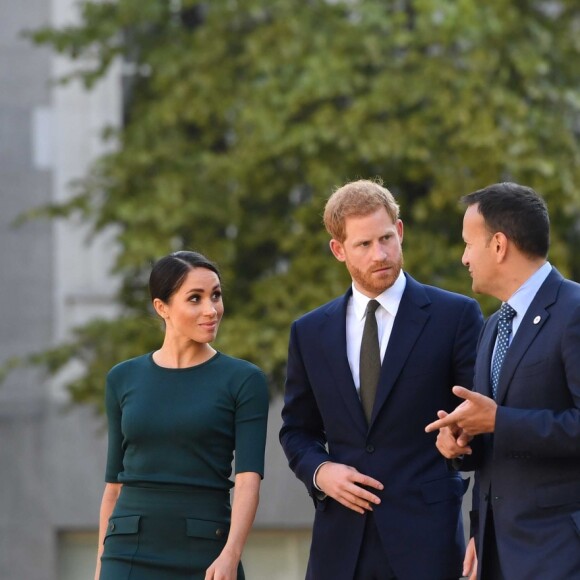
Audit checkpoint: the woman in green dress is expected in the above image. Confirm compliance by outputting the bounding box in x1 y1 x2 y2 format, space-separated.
95 251 269 580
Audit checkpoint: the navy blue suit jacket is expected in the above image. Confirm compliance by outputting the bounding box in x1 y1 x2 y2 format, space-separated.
280 274 483 579
465 268 580 579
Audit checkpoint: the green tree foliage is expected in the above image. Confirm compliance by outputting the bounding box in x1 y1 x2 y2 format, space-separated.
16 0 580 410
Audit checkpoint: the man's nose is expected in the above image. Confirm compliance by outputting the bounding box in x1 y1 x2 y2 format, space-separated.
372 241 388 260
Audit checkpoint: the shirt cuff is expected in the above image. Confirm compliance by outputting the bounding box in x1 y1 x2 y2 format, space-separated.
313 461 329 499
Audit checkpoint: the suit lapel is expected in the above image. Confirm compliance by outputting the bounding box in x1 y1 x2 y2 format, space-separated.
496 268 562 403
320 288 368 434
370 275 430 425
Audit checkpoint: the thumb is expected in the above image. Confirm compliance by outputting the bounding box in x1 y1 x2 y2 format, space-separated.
436 410 449 419
452 385 473 401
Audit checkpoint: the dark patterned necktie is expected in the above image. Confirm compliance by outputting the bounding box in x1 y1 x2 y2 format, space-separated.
490 302 517 399
360 299 381 423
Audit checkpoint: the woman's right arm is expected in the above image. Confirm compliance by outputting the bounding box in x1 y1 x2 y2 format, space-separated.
94 482 122 580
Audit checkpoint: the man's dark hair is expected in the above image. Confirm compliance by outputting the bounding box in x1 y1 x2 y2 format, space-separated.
461 182 550 258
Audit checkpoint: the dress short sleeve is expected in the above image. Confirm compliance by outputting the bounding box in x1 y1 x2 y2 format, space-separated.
233 370 269 477
104 371 125 483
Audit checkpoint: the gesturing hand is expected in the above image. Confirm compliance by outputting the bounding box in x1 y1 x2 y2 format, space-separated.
431 410 473 459
425 386 497 438
315 462 383 514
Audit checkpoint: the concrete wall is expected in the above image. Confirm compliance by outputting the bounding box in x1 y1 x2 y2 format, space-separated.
1 1 127 578
1 1 57 578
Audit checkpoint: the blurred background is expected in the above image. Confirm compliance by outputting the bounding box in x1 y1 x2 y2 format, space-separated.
2 0 580 578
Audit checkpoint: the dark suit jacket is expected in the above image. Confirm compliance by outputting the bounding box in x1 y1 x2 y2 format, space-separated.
465 268 580 580
280 273 483 580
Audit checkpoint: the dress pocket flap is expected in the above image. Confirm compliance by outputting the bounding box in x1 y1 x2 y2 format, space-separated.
106 515 140 538
421 476 469 504
186 518 229 541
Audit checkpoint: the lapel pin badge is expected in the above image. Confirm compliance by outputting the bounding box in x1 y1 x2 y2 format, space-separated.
533 315 541 325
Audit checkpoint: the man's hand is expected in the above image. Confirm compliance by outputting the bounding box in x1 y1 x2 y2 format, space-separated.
463 537 478 580
315 462 383 514
431 410 473 459
425 386 497 437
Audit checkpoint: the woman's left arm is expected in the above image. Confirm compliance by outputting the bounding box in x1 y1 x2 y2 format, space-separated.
205 471 261 580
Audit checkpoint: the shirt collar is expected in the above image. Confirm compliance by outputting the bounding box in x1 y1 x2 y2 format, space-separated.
506 261 552 319
351 270 407 321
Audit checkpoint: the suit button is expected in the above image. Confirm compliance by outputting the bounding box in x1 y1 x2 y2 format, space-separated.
215 528 226 539
366 444 375 453
109 522 115 532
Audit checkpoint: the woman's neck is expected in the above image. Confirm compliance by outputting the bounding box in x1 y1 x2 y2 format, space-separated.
153 339 216 369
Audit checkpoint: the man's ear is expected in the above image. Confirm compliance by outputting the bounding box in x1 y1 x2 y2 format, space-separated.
329 239 346 262
396 219 404 244
493 232 509 262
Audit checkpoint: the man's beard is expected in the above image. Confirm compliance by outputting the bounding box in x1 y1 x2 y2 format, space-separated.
347 254 404 296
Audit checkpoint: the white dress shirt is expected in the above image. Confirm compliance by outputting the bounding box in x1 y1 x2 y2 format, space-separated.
313 270 406 492
505 261 552 341
492 261 552 369
347 270 407 395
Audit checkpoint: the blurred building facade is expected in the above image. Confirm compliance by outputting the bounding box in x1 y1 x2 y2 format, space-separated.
0 1 313 579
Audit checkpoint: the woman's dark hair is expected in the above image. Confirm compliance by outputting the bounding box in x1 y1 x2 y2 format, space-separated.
149 251 221 303
461 182 550 259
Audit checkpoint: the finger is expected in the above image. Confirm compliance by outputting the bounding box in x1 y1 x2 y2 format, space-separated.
345 490 376 511
337 494 366 514
436 441 469 459
425 414 457 432
435 447 460 460
455 439 473 453
348 484 381 505
452 385 477 401
445 438 472 455
350 473 384 492
435 410 463 436
457 432 474 447
346 503 366 514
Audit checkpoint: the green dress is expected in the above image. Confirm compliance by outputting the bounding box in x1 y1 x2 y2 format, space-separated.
99 352 269 580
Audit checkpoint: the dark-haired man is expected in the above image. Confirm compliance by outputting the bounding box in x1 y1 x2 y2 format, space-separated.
427 182 580 579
